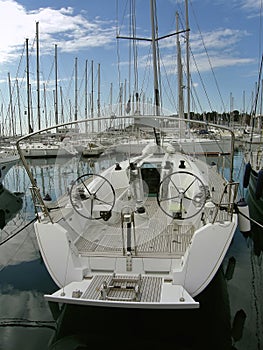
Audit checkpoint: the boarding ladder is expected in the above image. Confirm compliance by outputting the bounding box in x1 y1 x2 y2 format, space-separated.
100 273 142 302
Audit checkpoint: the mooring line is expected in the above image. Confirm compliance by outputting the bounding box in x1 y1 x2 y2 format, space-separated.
0 217 37 246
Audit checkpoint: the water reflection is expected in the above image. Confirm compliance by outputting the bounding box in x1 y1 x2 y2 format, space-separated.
0 168 57 350
0 183 23 230
48 268 233 350
224 187 263 350
246 190 263 259
0 257 57 350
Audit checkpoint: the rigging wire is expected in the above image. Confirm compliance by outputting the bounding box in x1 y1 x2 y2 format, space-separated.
158 54 178 112
249 0 263 146
115 0 128 101
188 46 213 111
189 0 226 112
139 45 152 105
154 0 163 110
249 53 263 154
166 3 213 114
131 0 139 96
258 0 263 70
178 0 226 113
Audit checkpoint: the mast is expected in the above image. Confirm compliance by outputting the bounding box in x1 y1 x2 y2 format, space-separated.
185 0 190 121
55 44 58 125
8 72 15 137
124 78 127 116
110 82 113 116
36 21 41 130
119 83 123 117
16 79 22 135
150 0 160 115
69 99 72 121
250 54 263 139
74 57 78 121
230 92 234 127
260 78 263 130
60 86 64 123
43 83 48 128
0 104 3 136
85 59 88 133
176 12 185 138
242 90 245 126
29 84 34 131
26 38 31 133
91 60 94 132
97 63 101 131
116 0 189 118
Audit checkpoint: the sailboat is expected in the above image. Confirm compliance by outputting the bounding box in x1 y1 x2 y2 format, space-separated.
243 148 263 217
242 54 263 217
0 148 19 182
16 0 240 309
3 137 79 158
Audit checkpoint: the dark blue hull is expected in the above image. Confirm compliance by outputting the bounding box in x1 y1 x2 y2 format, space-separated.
247 169 263 218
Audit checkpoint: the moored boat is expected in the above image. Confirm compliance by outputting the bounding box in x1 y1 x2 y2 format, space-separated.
243 149 263 216
15 0 242 311
16 115 239 310
242 54 263 216
0 148 20 182
0 183 23 230
82 141 105 157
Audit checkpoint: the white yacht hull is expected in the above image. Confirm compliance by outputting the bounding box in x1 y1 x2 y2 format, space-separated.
33 145 238 309
35 213 236 309
17 115 238 311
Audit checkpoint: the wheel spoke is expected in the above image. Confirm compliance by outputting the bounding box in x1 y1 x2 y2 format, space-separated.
183 177 197 194
184 195 194 201
80 177 92 195
96 198 114 206
169 178 180 194
180 198 183 213
160 194 179 203
94 179 107 195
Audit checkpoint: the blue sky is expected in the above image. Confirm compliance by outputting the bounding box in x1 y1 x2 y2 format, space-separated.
0 0 262 133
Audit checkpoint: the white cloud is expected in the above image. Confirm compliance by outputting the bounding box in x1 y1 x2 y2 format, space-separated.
150 26 254 76
230 0 263 18
240 0 263 11
190 28 250 53
0 0 115 64
190 52 254 73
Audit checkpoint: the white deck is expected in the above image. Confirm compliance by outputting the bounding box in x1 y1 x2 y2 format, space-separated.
72 196 195 256
35 150 237 311
45 275 199 309
45 161 232 258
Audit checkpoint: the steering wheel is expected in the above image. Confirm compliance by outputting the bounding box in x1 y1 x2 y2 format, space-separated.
69 173 116 220
157 170 207 220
